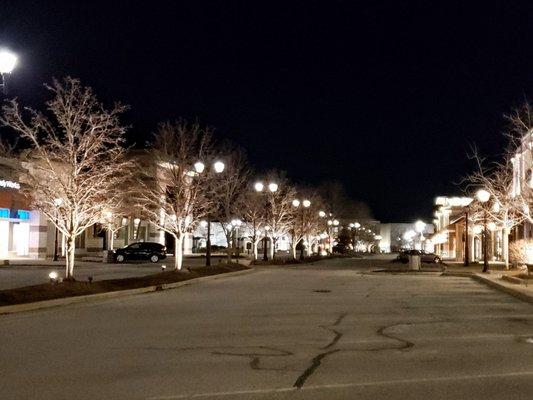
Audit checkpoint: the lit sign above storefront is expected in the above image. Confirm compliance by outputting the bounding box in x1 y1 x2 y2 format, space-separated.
0 179 20 190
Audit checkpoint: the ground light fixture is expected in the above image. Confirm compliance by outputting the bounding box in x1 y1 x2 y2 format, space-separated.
49 271 58 283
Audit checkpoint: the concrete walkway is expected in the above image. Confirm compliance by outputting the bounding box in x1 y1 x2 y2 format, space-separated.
1 258 533 399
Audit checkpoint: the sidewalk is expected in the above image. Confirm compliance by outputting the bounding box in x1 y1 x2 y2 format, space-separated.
471 272 533 305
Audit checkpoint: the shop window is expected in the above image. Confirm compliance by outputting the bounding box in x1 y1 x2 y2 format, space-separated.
16 210 30 220
0 208 9 218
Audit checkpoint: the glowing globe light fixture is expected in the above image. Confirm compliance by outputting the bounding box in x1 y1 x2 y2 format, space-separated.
49 271 58 283
319 210 326 218
333 219 339 226
302 199 311 208
254 182 264 192
194 161 205 174
476 189 490 203
268 183 278 192
292 199 301 207
415 220 426 233
354 222 361 228
349 223 355 228
213 161 225 173
327 220 333 226
0 50 17 74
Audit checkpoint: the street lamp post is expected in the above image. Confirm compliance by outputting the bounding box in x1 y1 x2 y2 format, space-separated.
292 198 311 260
0 50 17 95
476 189 491 273
255 181 278 261
193 160 225 267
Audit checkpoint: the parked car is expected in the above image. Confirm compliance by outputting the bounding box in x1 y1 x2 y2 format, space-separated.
397 249 441 264
114 242 167 263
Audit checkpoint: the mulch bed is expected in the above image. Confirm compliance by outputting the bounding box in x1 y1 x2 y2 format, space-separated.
0 263 248 307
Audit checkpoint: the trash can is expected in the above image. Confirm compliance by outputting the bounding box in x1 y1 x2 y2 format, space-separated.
408 254 421 270
102 250 115 263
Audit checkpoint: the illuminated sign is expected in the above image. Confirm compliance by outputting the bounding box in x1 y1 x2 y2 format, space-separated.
0 179 20 190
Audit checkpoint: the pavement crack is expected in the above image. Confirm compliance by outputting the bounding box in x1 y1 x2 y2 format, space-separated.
372 323 414 351
211 346 293 371
293 349 340 389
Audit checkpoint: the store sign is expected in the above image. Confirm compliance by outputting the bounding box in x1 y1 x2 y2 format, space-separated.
0 179 20 190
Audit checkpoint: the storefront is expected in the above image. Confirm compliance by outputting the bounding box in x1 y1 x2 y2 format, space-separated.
0 173 32 258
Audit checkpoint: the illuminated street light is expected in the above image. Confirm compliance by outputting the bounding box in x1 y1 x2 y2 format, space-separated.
213 161 225 173
194 161 205 174
354 222 361 228
254 182 264 192
333 219 339 226
302 199 311 208
268 183 278 192
476 189 490 203
319 210 326 218
415 220 426 233
327 220 333 226
292 199 301 207
0 50 17 95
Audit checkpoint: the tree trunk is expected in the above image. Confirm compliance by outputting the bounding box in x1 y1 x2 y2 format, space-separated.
503 227 510 269
65 235 75 279
253 240 259 260
291 242 297 260
269 237 275 259
174 234 184 270
109 230 114 250
226 231 233 262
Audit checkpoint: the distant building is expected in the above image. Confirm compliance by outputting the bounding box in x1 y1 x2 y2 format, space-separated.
379 223 434 253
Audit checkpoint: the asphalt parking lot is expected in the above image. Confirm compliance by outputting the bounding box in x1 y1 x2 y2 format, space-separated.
1 258 533 399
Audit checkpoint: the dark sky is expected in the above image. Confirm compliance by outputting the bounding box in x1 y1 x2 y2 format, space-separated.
1 1 532 222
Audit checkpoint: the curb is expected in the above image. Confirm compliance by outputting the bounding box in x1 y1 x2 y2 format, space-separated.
0 268 255 316
441 271 473 277
472 273 533 305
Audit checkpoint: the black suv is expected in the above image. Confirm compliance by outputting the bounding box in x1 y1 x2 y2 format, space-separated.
114 242 167 263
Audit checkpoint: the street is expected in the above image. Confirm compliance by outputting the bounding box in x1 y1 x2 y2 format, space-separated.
1 258 533 399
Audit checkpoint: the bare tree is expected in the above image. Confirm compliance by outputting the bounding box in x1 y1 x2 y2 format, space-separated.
464 150 524 268
288 191 323 260
1 77 129 279
210 146 250 260
242 187 268 260
2 78 129 276
264 171 296 260
136 121 215 270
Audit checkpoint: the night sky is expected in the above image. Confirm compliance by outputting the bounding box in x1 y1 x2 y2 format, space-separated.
1 1 532 222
